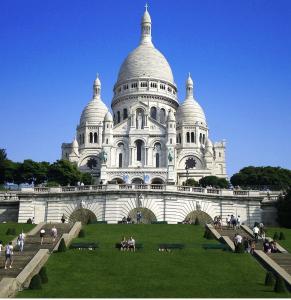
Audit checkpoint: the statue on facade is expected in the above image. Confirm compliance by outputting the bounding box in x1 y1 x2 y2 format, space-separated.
168 149 173 162
137 112 143 129
100 150 107 164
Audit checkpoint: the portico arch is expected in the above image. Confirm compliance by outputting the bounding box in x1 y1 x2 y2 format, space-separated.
128 207 157 224
151 178 165 184
184 210 212 225
131 178 144 184
111 177 125 184
69 208 97 225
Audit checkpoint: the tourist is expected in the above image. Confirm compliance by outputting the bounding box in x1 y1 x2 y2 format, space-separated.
263 239 271 253
137 211 142 224
231 215 237 229
120 236 127 251
51 226 58 242
18 231 25 252
233 233 242 247
253 225 260 242
40 228 46 245
243 237 249 253
250 240 256 254
122 216 127 224
4 242 13 269
0 240 3 256
127 236 135 252
226 215 231 229
61 214 66 223
236 215 241 229
126 216 132 224
260 230 266 240
271 241 278 253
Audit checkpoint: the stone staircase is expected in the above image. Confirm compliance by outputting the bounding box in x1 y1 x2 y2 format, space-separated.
0 223 72 281
216 226 264 250
269 253 291 275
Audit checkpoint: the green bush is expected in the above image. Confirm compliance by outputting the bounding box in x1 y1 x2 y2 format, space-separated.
39 267 48 284
194 218 200 225
78 229 85 238
264 271 275 286
274 277 287 293
273 232 279 240
235 243 245 253
29 274 42 290
58 238 67 252
6 228 11 235
279 232 286 240
203 230 214 240
6 228 16 235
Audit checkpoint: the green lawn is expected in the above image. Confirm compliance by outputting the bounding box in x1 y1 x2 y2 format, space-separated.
265 227 291 251
17 224 290 298
0 222 35 245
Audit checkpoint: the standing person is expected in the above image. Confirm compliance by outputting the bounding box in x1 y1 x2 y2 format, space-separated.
40 228 46 245
226 215 231 229
253 225 260 242
4 242 14 269
61 214 66 223
136 211 142 224
51 226 58 242
237 215 241 229
250 240 256 254
18 232 25 252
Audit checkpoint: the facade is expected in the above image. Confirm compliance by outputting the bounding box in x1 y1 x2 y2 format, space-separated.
61 7 227 185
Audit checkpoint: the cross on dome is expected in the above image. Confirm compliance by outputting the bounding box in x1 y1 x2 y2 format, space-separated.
145 3 148 11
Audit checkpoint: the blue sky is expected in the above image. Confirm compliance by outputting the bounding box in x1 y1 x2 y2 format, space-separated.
0 0 290 177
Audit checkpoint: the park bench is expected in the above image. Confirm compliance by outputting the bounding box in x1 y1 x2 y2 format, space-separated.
202 243 228 250
151 221 168 224
115 242 143 250
158 243 185 250
70 242 99 250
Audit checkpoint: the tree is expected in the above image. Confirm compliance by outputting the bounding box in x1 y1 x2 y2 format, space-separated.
199 176 229 189
183 178 199 186
276 189 291 228
81 172 93 185
47 160 81 186
230 166 291 190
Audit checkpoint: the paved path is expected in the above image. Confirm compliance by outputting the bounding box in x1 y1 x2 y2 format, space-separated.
0 223 72 281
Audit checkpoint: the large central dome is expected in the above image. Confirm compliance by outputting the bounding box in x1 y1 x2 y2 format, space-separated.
116 8 175 86
117 43 174 84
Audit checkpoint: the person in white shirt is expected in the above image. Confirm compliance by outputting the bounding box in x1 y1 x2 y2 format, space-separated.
18 232 25 252
4 242 14 269
51 226 58 242
234 234 243 246
236 216 241 228
40 229 46 245
127 236 136 252
253 226 259 242
0 240 3 255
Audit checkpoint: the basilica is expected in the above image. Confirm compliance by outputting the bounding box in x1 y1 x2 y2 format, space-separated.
61 7 227 185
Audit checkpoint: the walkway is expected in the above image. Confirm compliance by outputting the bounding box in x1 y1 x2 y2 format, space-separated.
0 223 72 281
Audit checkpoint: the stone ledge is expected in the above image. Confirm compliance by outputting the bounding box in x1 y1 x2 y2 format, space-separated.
16 249 50 288
53 222 82 252
221 236 235 252
0 278 20 298
254 250 291 287
205 224 222 240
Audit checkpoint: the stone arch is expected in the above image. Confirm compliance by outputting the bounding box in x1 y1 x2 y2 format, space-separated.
128 207 157 224
109 177 125 184
184 210 212 225
151 177 165 184
69 208 97 225
131 177 144 184
178 153 205 169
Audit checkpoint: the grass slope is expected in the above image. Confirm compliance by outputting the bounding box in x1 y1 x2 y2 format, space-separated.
17 224 289 298
0 222 35 245
265 227 291 251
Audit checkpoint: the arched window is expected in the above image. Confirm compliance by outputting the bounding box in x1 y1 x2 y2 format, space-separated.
199 133 202 143
106 138 108 144
170 138 172 144
150 107 157 120
117 111 121 123
79 134 82 144
179 133 182 143
203 134 205 144
186 132 190 143
89 132 93 143
123 108 128 119
191 132 194 143
94 133 98 143
160 108 166 123
136 140 142 161
155 153 160 167
82 134 85 144
119 153 122 168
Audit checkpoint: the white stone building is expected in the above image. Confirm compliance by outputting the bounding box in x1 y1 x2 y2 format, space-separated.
61 7 227 185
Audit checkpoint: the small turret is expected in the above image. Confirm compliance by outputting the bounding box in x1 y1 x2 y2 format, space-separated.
140 3 152 45
93 74 101 99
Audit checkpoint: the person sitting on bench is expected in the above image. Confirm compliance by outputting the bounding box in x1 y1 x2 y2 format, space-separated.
127 236 135 252
120 236 128 251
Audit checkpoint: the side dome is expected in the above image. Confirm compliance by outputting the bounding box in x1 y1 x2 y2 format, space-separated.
117 44 174 84
176 74 207 126
80 75 108 126
80 99 108 125
104 111 113 122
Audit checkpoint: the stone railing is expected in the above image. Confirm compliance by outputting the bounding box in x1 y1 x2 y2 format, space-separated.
13 184 268 199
